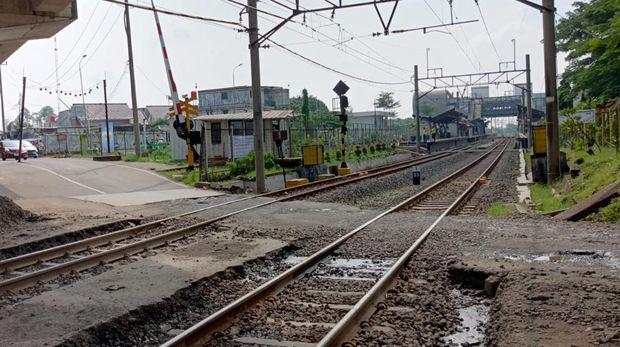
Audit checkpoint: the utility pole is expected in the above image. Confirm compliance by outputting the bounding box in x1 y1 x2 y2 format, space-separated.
103 79 111 153
79 54 91 151
542 0 560 182
0 63 5 135
54 37 61 117
17 77 26 163
525 54 533 148
512 38 516 67
425 48 430 78
124 0 141 157
414 65 421 150
248 0 266 193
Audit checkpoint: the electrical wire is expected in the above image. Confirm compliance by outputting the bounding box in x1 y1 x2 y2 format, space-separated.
452 5 482 71
103 0 243 27
135 65 168 96
422 0 479 70
474 0 501 60
256 11 411 81
57 10 124 85
267 38 411 85
275 0 398 70
40 2 102 84
225 0 413 80
109 62 130 99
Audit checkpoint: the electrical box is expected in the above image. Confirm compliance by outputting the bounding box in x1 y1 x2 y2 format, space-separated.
412 170 421 185
302 145 324 166
532 125 547 155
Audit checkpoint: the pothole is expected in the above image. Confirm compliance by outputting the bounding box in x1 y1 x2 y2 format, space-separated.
445 263 502 346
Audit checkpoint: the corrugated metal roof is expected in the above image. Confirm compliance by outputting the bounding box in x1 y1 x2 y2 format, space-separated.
196 109 295 121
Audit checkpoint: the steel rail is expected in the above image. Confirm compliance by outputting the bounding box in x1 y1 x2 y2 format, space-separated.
0 150 457 274
161 141 504 347
318 141 509 346
0 149 463 293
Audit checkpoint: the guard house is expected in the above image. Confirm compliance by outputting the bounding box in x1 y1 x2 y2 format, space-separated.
195 109 295 163
423 108 471 139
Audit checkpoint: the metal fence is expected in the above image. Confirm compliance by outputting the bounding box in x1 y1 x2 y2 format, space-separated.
287 124 413 157
37 127 169 156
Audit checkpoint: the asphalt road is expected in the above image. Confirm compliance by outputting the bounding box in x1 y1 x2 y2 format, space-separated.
0 157 185 199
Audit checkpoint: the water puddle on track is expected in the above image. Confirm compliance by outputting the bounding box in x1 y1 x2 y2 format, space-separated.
494 249 618 269
283 255 395 280
442 289 490 346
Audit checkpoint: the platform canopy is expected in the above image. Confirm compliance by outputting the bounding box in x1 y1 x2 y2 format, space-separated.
0 0 77 63
423 108 469 125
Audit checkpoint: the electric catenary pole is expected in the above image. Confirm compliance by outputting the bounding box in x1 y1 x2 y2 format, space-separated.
514 0 560 182
248 0 266 193
124 0 141 156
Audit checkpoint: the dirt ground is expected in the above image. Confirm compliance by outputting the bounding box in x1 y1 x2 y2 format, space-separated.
1 145 618 346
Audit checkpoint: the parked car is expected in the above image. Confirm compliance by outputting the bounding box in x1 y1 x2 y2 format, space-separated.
0 140 28 161
20 140 39 158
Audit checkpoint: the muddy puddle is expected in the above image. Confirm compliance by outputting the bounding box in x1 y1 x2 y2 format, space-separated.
494 249 618 268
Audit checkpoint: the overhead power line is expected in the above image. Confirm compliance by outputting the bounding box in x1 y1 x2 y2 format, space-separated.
224 0 414 81
474 0 501 60
422 0 479 70
57 10 124 85
102 0 243 27
268 39 411 86
255 6 412 78
41 2 102 84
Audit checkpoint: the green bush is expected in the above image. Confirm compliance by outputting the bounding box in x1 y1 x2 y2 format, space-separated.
208 170 232 182
265 153 277 169
229 151 279 176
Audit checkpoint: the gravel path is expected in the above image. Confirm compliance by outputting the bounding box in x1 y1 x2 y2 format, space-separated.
305 150 484 209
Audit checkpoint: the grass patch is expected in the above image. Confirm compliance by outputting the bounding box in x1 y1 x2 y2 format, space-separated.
123 145 185 166
530 184 568 213
587 197 620 223
487 202 513 218
530 147 620 221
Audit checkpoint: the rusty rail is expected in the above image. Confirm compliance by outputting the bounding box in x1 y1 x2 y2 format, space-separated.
161 140 506 347
0 148 463 293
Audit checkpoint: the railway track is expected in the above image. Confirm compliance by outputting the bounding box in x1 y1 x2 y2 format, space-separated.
161 140 509 346
0 145 476 294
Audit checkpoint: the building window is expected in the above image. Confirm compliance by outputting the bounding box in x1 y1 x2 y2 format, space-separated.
221 92 228 100
222 109 229 114
231 120 254 136
231 120 244 136
244 120 254 135
211 122 221 144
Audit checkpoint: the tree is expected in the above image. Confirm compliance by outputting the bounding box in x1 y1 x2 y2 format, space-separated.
38 106 54 124
289 91 339 128
419 102 437 117
374 91 401 111
557 0 620 108
29 106 55 127
290 92 330 115
301 89 310 134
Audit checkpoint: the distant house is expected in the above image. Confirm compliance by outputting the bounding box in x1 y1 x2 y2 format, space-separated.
198 86 290 115
42 112 59 128
138 105 171 125
349 111 396 129
195 109 295 161
57 103 134 128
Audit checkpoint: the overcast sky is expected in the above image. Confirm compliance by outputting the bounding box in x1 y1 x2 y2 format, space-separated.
2 0 575 123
